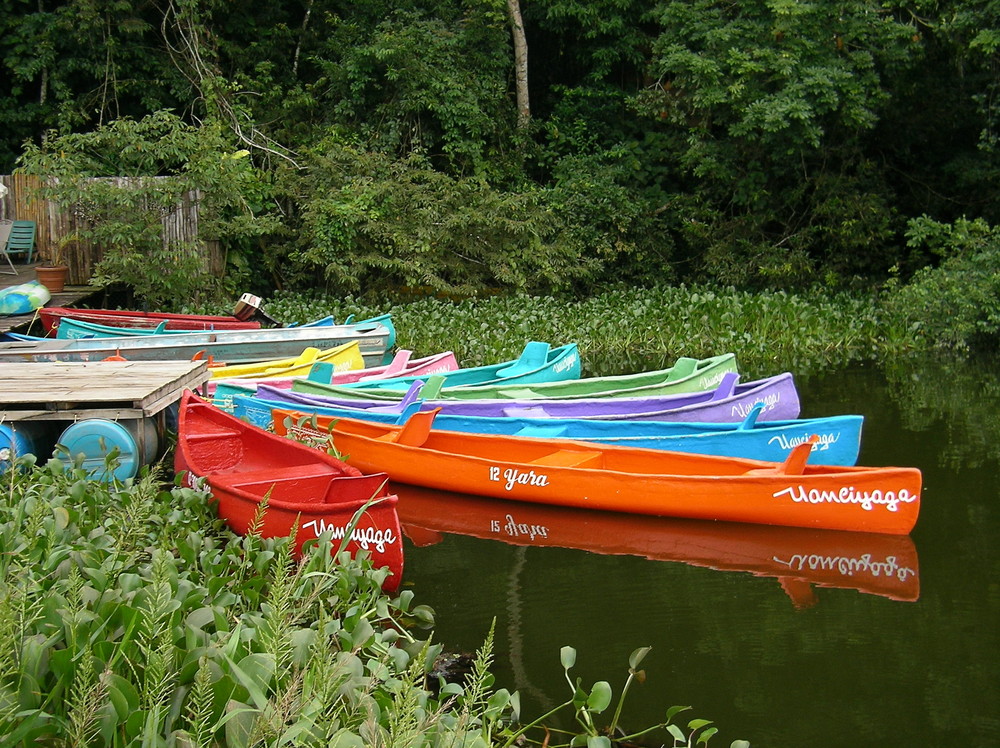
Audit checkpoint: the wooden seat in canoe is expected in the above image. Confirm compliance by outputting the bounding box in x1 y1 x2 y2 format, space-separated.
530 449 603 468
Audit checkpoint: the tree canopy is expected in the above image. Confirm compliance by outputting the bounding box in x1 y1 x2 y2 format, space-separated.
3 0 999 299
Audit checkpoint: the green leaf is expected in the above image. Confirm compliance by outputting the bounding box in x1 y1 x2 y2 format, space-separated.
667 724 686 742
666 705 692 722
689 719 714 730
628 646 652 669
560 645 577 670
586 681 613 713
697 726 719 744
587 737 612 748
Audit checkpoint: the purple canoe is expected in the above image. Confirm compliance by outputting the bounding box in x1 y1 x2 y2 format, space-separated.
255 371 800 423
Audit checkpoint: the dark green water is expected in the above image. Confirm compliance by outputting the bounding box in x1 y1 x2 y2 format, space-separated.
397 355 1000 747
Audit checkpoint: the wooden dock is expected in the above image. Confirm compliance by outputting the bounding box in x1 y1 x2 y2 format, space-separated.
0 360 210 422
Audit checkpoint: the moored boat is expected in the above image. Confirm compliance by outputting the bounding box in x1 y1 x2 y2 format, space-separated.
238 392 861 464
210 349 460 410
174 391 404 591
395 485 919 604
292 350 731 402
206 341 364 381
289 341 581 399
0 320 391 366
272 407 921 535
274 371 801 423
39 306 261 334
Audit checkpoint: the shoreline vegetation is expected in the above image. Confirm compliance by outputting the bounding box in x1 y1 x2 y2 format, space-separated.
0 454 746 747
1 282 983 747
255 283 970 380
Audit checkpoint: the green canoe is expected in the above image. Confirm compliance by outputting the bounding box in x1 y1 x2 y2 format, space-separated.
292 353 738 402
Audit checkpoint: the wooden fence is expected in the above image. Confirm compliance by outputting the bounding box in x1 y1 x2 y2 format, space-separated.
0 174 222 285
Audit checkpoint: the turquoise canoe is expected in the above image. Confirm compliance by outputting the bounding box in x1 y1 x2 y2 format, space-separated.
56 312 397 348
294 352 736 402
298 341 581 396
234 392 862 466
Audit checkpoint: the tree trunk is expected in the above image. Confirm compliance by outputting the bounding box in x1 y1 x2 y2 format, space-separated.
506 0 530 129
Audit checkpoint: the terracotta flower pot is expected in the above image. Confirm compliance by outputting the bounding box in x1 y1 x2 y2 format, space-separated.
36 265 68 294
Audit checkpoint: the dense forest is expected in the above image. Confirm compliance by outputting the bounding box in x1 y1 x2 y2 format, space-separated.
2 1 999 315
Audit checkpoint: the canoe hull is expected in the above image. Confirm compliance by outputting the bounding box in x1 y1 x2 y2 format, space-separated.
0 323 390 366
280 373 802 423
273 411 920 535
175 391 403 590
39 307 260 334
235 392 862 465
296 341 580 400
295 351 732 402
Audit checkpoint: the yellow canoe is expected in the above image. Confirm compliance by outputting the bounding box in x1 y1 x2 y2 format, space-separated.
208 341 364 380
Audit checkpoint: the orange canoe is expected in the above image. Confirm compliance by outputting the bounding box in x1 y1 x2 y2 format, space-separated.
272 408 921 535
394 484 919 605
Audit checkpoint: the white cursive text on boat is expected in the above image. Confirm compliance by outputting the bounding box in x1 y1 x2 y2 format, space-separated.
489 465 550 490
773 485 918 512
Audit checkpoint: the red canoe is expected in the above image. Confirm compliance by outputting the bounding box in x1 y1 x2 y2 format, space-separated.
272 408 921 536
39 307 262 335
394 484 919 606
174 390 403 591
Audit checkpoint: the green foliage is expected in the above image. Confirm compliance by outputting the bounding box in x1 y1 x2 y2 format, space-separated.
0 455 497 745
0 448 746 746
285 138 599 295
882 216 1000 351
16 111 281 308
311 8 514 177
254 283 892 378
638 0 920 286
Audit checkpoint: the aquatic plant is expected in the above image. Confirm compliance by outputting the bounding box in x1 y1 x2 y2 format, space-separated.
0 452 748 746
256 284 890 379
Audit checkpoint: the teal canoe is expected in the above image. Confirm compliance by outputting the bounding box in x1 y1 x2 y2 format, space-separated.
299 341 581 398
56 312 397 348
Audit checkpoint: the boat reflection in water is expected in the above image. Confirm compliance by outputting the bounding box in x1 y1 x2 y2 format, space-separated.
394 485 919 608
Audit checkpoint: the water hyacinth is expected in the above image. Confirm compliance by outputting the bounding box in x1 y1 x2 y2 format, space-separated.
257 284 890 379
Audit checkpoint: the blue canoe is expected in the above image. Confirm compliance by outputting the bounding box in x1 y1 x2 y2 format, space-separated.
235 387 860 465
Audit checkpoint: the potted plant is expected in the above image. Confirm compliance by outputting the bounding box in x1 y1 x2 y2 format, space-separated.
35 233 71 293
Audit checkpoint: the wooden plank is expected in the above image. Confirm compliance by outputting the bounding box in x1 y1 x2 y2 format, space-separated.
0 361 209 417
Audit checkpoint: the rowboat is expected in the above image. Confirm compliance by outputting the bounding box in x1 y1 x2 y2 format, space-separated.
56 311 397 348
292 341 580 397
292 350 731 402
0 320 391 366
395 485 919 604
238 392 861 464
210 349 460 410
174 391 404 591
206 341 364 381
274 371 801 423
39 306 261 334
272 408 921 535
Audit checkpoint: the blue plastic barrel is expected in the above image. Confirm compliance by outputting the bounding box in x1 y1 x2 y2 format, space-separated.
56 418 160 481
0 422 56 473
